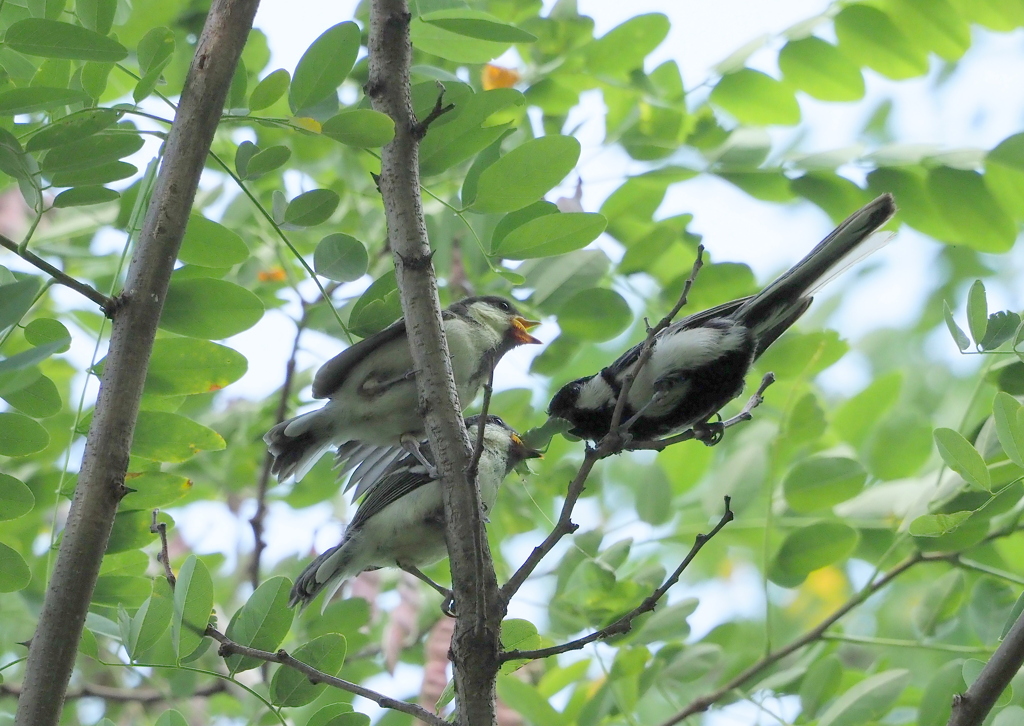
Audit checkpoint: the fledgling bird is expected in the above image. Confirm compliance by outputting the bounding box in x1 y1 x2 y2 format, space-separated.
265 295 540 484
288 414 542 611
548 194 897 442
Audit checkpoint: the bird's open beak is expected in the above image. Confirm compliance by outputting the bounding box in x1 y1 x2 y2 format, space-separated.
511 433 543 459
511 316 542 345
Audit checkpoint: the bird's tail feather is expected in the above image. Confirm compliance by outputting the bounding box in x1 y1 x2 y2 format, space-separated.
288 544 356 612
736 194 896 331
264 410 334 481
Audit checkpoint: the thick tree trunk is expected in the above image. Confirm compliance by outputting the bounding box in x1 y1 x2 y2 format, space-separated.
14 2 260 724
366 3 503 724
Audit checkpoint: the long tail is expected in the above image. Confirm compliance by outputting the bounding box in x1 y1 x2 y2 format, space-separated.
264 410 334 481
288 543 357 611
734 193 896 336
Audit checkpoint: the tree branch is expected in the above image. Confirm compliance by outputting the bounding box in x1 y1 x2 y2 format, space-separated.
367 3 503 725
946 605 1024 726
150 510 175 587
503 497 733 661
1 680 226 703
0 234 113 313
13 3 259 724
206 627 447 726
659 552 925 726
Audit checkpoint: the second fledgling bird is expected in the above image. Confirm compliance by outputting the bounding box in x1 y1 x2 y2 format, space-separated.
265 295 539 484
288 414 542 611
547 194 897 443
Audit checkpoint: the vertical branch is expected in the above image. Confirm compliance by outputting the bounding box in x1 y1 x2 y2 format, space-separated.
13 2 259 724
366 3 502 725
946 607 1024 726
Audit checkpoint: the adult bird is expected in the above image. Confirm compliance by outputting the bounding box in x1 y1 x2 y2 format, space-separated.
265 295 540 485
547 194 896 443
288 415 542 612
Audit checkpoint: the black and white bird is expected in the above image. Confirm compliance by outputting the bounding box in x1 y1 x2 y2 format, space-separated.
288 414 542 611
547 194 896 442
265 296 540 485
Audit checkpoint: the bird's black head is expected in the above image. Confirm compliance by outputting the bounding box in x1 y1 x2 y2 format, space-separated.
547 377 586 420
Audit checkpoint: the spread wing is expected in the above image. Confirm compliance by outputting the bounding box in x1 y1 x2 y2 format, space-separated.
311 319 408 399
349 457 436 529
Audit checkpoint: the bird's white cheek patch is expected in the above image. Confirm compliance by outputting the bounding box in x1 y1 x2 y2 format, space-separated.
576 377 615 410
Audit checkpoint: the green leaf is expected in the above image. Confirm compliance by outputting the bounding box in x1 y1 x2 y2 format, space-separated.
491 201 559 252
136 338 247 396
887 0 970 62
0 541 30 592
970 578 1018 645
0 340 65 378
25 107 121 150
0 278 40 332
1 373 61 417
154 710 188 726
866 412 934 479
494 212 606 259
928 166 1016 252
120 472 192 511
50 161 136 188
755 330 848 379
283 189 339 227
421 13 536 43
172 555 213 660
269 633 347 706
92 575 150 608
23 318 70 351
321 110 395 148
76 0 116 35
908 511 973 537
834 5 928 80
28 0 66 20
918 660 967 726
833 372 902 447
52 186 119 207
225 576 294 674
0 411 49 455
248 68 289 111
410 12 511 64
769 522 859 587
934 427 991 491
993 393 1024 468
289 22 360 113
777 37 864 102
967 280 988 347
131 411 226 462
986 133 1024 222
582 13 669 76
817 669 911 726
418 85 522 177
632 599 697 644
241 145 291 180
130 578 174 656
500 618 541 651
105 510 158 553
981 311 1021 351
5 19 128 61
0 86 90 114
783 457 866 513
314 233 368 282
472 135 581 213
349 271 401 338
0 473 34 521
496 674 567 726
913 569 966 636
178 215 250 268
160 278 265 339
557 288 631 342
307 705 369 726
41 130 145 174
710 69 800 126
800 656 843 720
137 27 174 76
944 301 970 351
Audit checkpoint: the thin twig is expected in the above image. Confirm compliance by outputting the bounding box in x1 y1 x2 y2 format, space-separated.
503 497 734 661
625 373 776 452
467 370 494 484
659 552 925 726
413 81 455 137
0 680 226 702
205 627 447 726
150 509 175 588
605 244 704 437
0 234 113 313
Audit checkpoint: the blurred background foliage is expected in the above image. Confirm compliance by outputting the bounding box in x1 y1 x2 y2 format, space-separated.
2 0 1024 724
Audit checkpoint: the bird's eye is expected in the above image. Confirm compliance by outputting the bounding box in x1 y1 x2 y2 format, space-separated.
498 300 511 312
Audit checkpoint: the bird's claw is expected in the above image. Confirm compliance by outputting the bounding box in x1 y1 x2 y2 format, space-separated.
441 591 457 618
693 416 725 447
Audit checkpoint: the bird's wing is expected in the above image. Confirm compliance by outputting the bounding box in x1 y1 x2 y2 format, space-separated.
349 463 436 529
311 319 408 399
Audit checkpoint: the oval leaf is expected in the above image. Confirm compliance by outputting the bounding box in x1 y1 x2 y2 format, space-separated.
321 109 395 148
159 278 265 339
934 427 990 491
52 186 119 207
817 669 911 726
283 188 339 227
0 473 34 521
494 212 606 260
178 214 250 268
770 522 859 587
5 19 128 61
314 233 368 282
249 68 289 111
710 68 800 126
557 288 631 342
142 338 248 396
0 86 90 114
172 555 213 659
783 457 867 513
0 411 49 455
131 411 226 462
0 541 30 592
778 37 864 102
269 633 347 706
473 135 581 213
289 22 360 113
225 576 294 674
